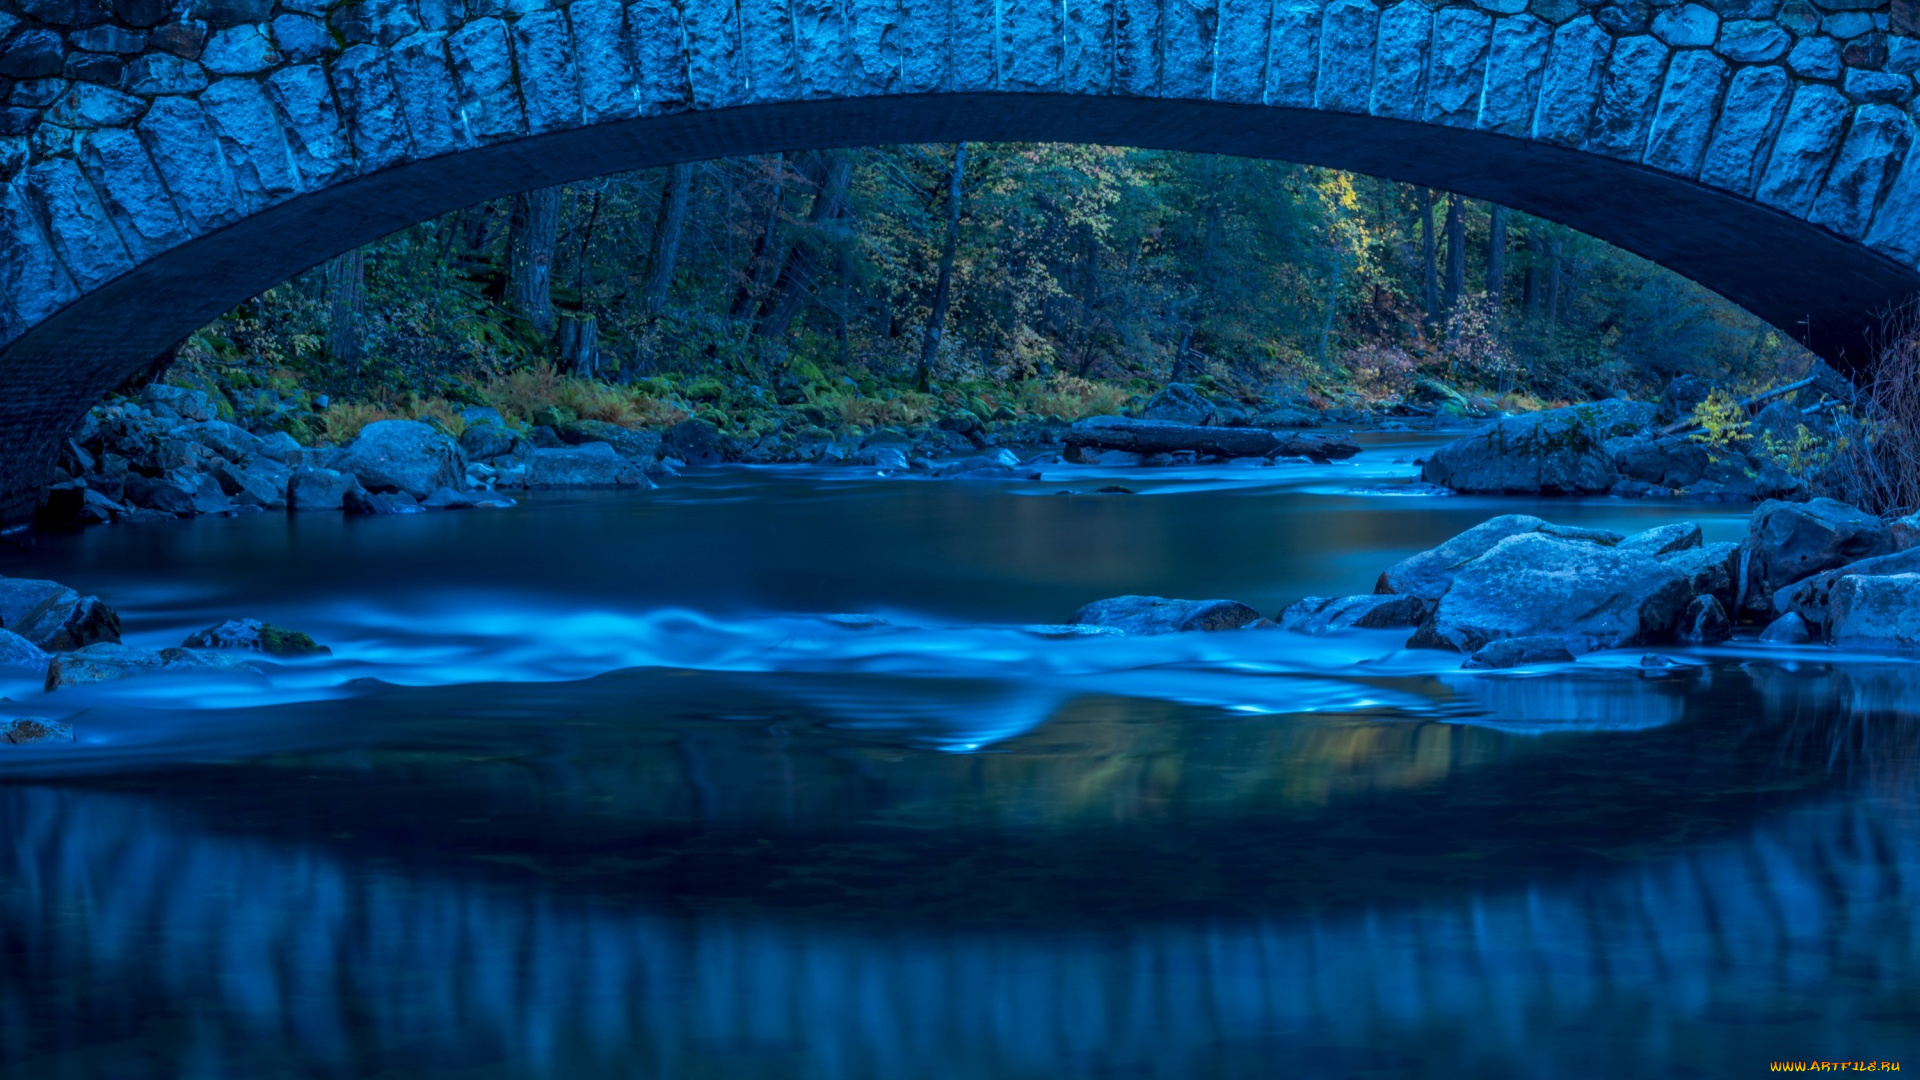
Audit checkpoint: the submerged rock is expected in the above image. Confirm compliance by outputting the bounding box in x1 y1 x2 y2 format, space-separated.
1069 596 1263 635
1758 611 1814 644
1411 532 1691 652
334 420 466 498
45 643 262 690
1278 594 1430 634
1020 624 1124 639
1827 573 1920 651
1460 636 1578 670
343 488 424 515
183 618 330 657
1 717 72 745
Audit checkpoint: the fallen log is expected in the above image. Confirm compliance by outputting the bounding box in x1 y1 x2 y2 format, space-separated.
1657 375 1818 437
1064 416 1361 461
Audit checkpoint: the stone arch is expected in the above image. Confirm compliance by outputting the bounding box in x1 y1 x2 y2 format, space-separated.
1 0 1919 516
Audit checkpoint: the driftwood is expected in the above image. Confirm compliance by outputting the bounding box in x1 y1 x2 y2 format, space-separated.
1657 375 1818 437
1065 416 1361 462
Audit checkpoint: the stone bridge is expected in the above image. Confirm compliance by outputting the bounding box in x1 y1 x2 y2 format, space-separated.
1 0 1919 517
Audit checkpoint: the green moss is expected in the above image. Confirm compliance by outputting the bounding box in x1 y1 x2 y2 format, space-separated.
257 625 330 658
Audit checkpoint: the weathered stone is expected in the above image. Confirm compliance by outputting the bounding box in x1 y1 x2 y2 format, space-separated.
1644 48 1730 177
0 181 78 326
135 95 239 231
148 19 209 59
1699 64 1792 195
1588 35 1669 157
111 0 170 27
1413 532 1693 652
1618 521 1704 556
557 419 660 458
1 30 67 80
1758 610 1812 643
1461 635 1577 668
270 14 331 63
201 24 279 74
1716 19 1790 61
1676 594 1733 642
1822 10 1874 38
1787 34 1842 78
1609 433 1712 487
45 642 261 689
1755 84 1854 214
1808 104 1913 239
125 53 209 94
1141 383 1217 426
1533 17 1612 146
1316 0 1379 114
343 487 423 514
1268 0 1323 108
286 466 361 510
70 26 146 55
1749 497 1895 608
9 78 68 108
64 53 126 88
1652 3 1718 45
1828 573 1920 650
183 617 329 656
334 420 464 498
331 44 410 171
570 0 638 123
514 10 583 134
1842 69 1914 104
388 32 464 158
190 0 272 29
328 0 421 47
1279 593 1432 633
0 578 120 651
1425 6 1492 126
265 64 352 184
663 418 726 465
1774 546 1920 634
1377 514 1552 600
2 717 71 744
1070 595 1264 635
520 442 649 488
1371 2 1435 122
199 78 301 204
1595 0 1653 34
25 156 130 289
459 421 518 460
447 18 524 141
76 127 186 259
1479 15 1554 135
1422 399 1654 494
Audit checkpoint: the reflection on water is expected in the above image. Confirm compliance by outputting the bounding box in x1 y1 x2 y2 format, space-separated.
1 445 1917 1076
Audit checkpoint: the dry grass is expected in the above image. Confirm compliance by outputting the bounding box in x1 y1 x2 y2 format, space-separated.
477 362 688 429
1825 320 1920 516
1004 375 1129 420
318 399 470 444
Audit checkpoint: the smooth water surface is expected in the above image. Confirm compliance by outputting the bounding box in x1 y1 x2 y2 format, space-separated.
2 435 1917 1078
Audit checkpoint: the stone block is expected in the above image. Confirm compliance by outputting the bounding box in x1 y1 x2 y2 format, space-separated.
44 84 143 128
630 0 693 110
70 26 148 54
388 31 464 157
271 14 332 63
135 94 241 230
201 24 280 74
448 18 526 140
1652 2 1718 44
1788 34 1842 78
1643 47 1729 177
1699 63 1790 195
25 156 131 289
148 19 209 59
1532 15 1611 145
1372 2 1435 121
1267 0 1323 108
199 77 301 204
1588 34 1669 158
0 30 66 80
1478 14 1553 135
0 181 78 325
569 0 639 121
1717 19 1791 61
1809 103 1913 238
331 43 411 170
1755 83 1851 214
737 0 800 101
1843 68 1914 103
265 63 353 184
126 54 210 95
1212 0 1271 103
1425 6 1492 126
76 127 188 258
1315 0 1378 114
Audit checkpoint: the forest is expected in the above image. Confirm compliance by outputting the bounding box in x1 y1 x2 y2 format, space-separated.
178 142 1814 431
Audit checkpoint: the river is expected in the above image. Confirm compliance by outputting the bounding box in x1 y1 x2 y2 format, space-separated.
1 433 1916 1078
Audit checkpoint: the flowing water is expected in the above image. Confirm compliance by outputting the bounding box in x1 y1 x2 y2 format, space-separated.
2 434 1918 1078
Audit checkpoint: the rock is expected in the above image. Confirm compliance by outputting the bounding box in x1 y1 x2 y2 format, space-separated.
663 418 726 465
2 717 73 745
1020 624 1125 639
1412 532 1693 652
124 472 201 516
1376 514 1620 601
182 419 268 464
1420 399 1655 494
1747 497 1895 606
1250 405 1320 428
1616 521 1703 556
1827 573 1920 650
1758 611 1813 644
1892 512 1920 550
1064 416 1360 462
521 443 651 488
343 488 423 515
558 419 660 459
287 466 362 510
0 579 120 651
1141 383 1218 426
334 420 465 498
459 421 519 461
1609 434 1712 488
210 459 289 508
1676 595 1732 643
1774 546 1920 636
1278 594 1431 633
853 446 910 470
1461 636 1578 669
1068 595 1264 635
140 383 215 421
1659 541 1740 609
459 405 505 426
182 617 329 656
44 642 260 689
823 614 891 629
0 629 51 672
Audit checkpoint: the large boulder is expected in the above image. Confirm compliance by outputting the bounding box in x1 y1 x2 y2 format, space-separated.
459 421 520 461
1420 399 1655 494
0 579 120 651
287 466 363 511
0 629 51 672
1747 498 1895 608
1654 374 1715 426
333 420 465 498
1141 383 1218 426
209 459 289 509
1616 521 1702 557
521 443 651 488
1375 515 1622 601
1411 532 1693 652
1774 546 1920 637
343 489 424 515
559 419 661 459
663 419 726 465
1658 541 1740 610
1069 595 1262 635
140 384 215 422
1278 594 1429 634
1609 435 1713 489
1828 574 1920 651
45 643 261 690
180 420 267 465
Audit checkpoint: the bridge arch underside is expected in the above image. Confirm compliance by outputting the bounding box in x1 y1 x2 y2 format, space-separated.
3 93 1919 517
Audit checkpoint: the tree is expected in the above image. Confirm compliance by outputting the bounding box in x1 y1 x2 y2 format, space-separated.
324 249 365 362
918 142 967 390
508 187 560 335
1420 188 1439 331
760 151 855 340
1443 193 1465 318
1487 205 1508 308
642 163 694 316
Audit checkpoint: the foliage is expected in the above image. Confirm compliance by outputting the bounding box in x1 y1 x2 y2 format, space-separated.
1687 390 1753 457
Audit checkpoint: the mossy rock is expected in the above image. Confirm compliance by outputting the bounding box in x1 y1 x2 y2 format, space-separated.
686 376 727 402
183 619 331 658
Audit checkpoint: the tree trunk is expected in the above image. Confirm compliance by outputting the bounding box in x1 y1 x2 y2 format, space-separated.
1443 193 1466 316
1548 235 1564 326
558 313 599 378
642 163 694 316
731 153 786 320
325 249 365 363
1525 227 1547 316
1487 205 1507 308
917 142 966 391
759 150 855 340
508 186 560 336
1420 189 1439 331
